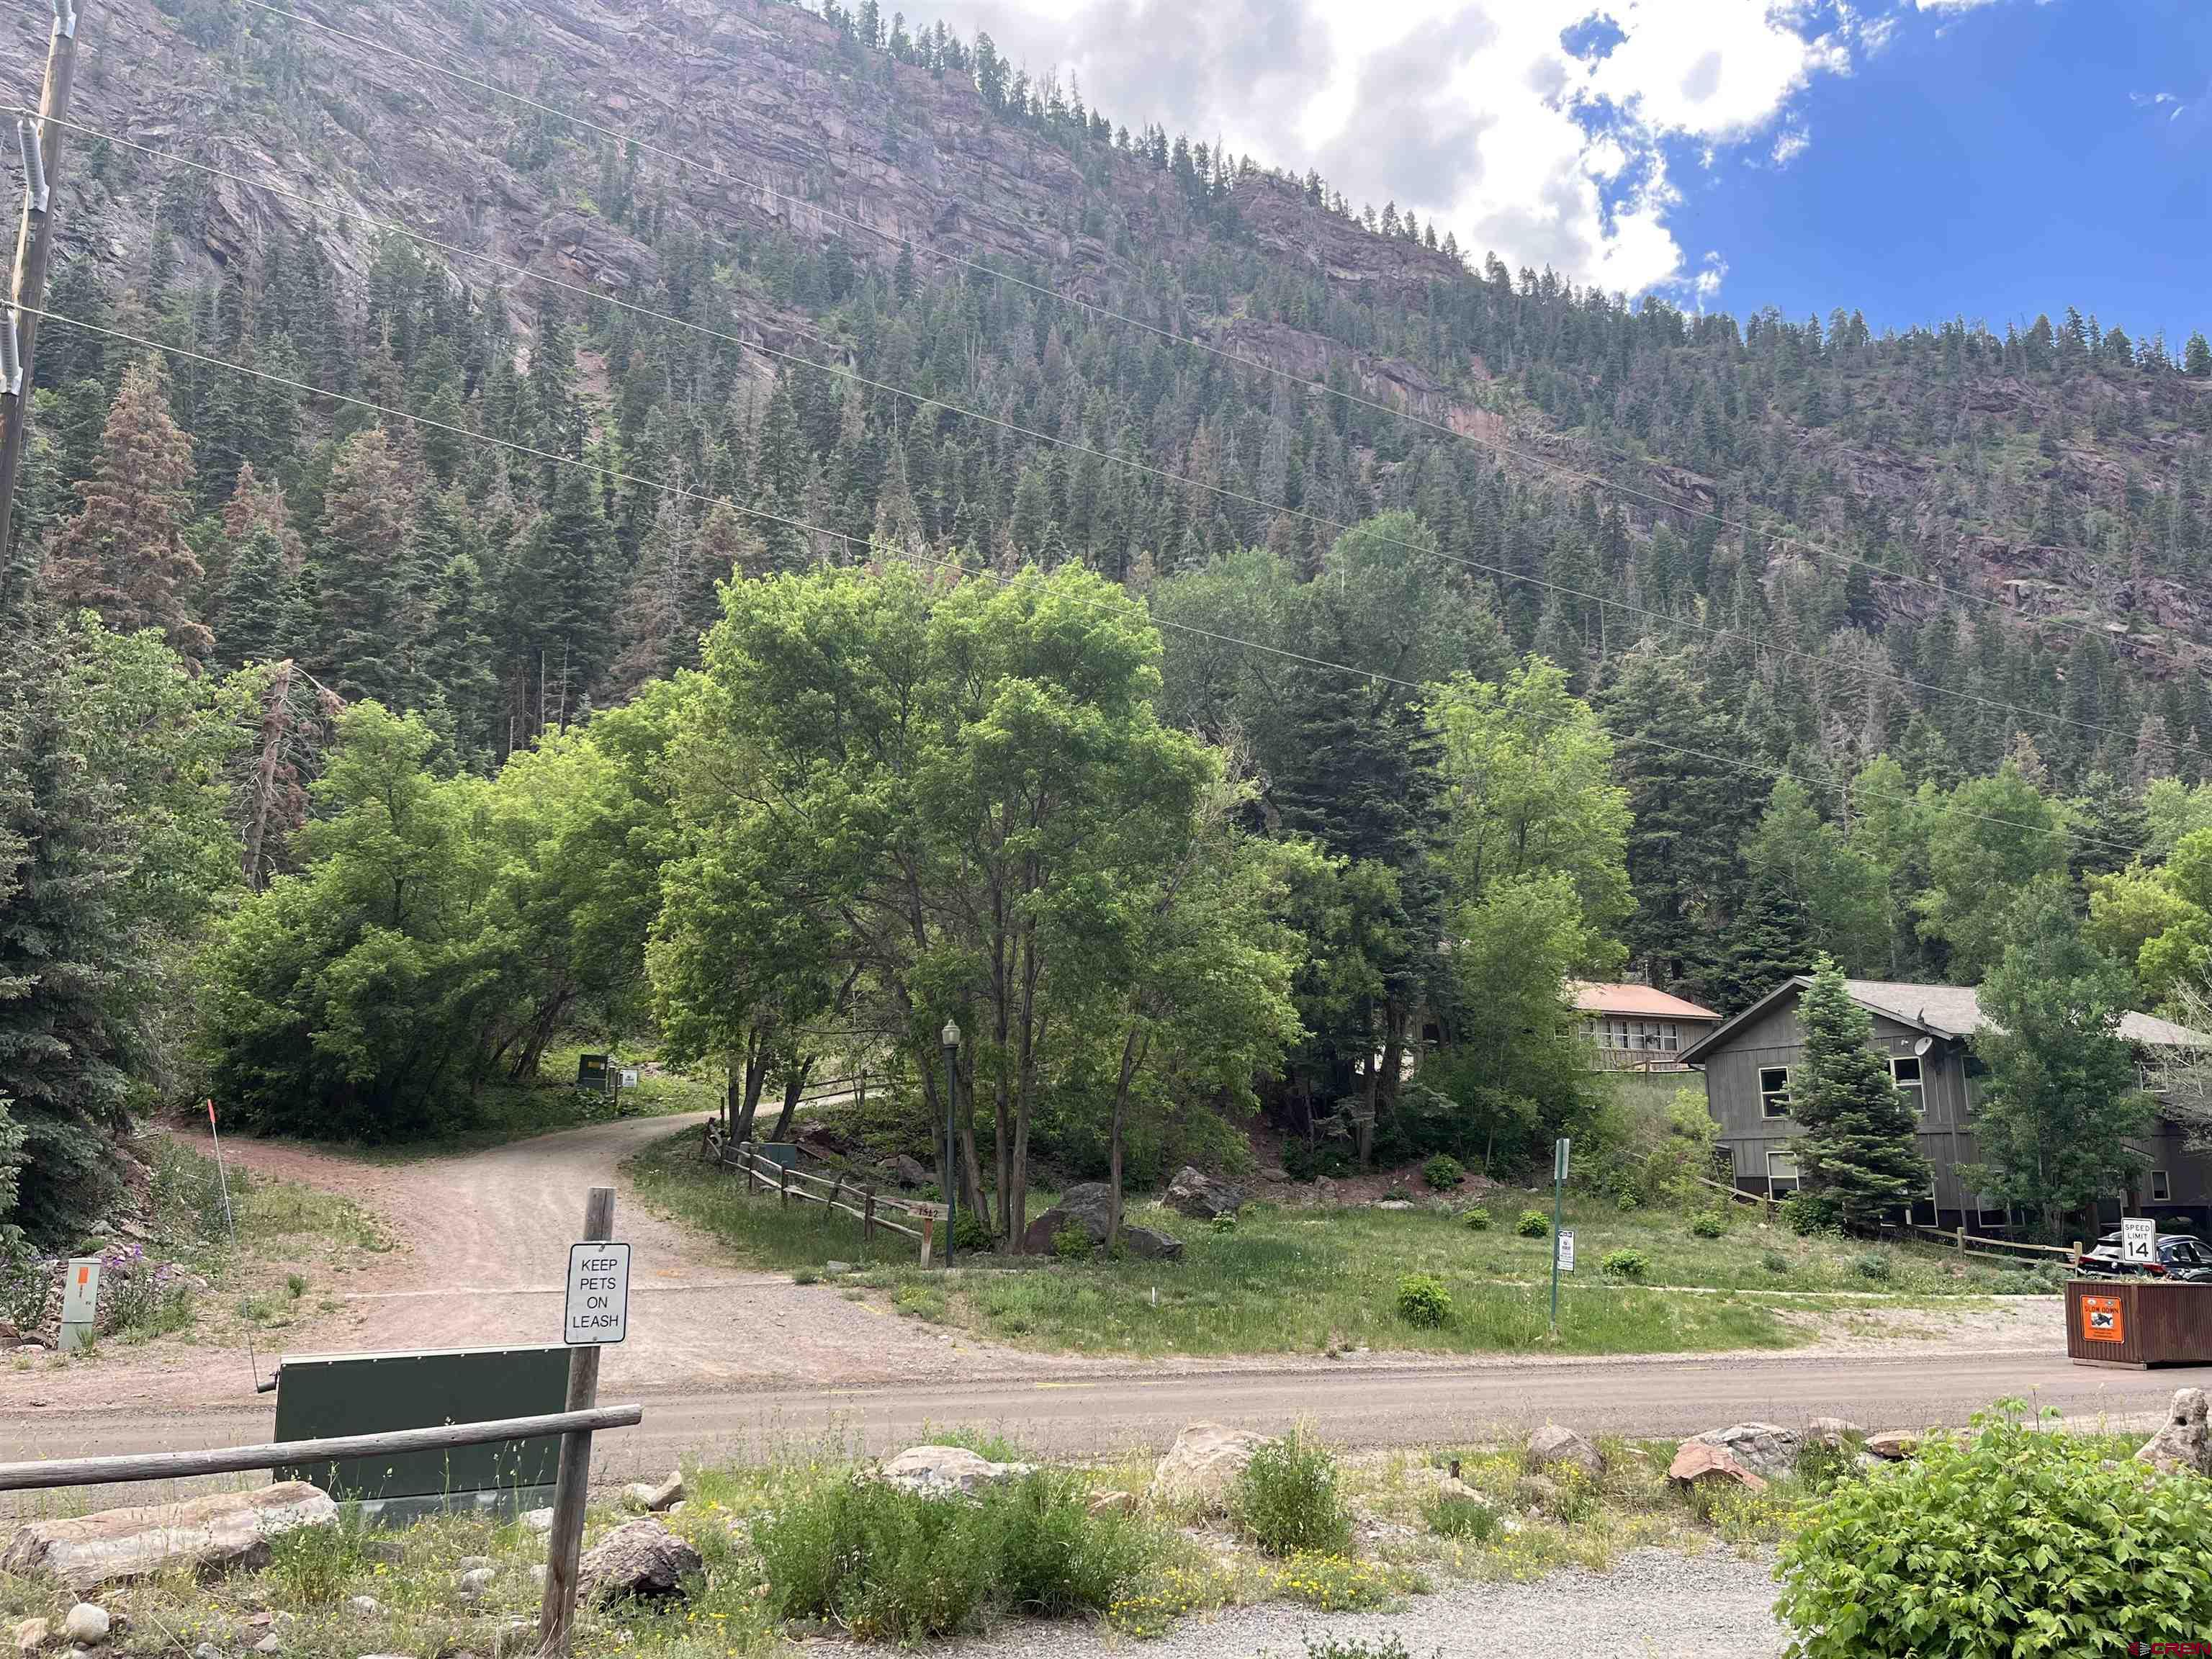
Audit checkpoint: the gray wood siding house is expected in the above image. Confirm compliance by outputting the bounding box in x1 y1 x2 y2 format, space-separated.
1679 978 2212 1231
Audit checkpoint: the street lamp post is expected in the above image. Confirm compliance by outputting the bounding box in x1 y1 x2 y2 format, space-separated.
940 1020 961 1267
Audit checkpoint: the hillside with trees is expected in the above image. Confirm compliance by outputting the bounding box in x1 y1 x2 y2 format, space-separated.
2 0 2210 1245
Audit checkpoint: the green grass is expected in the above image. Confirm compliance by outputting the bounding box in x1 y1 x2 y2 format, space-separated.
630 1128 2034 1357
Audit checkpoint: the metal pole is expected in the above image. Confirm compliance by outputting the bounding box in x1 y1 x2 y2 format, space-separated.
941 1021 960 1267
203 1100 262 1393
0 0 84 600
538 1185 613 1656
1550 1136 1568 1332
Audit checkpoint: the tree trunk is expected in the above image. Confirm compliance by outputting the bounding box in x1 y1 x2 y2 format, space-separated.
765 1055 814 1143
1107 1025 1148 1251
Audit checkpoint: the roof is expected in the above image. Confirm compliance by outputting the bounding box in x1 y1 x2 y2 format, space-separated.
1678 976 2211 1066
1568 981 1721 1022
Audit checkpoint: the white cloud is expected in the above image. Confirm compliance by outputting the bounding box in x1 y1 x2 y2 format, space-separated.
912 0 1892 296
1694 251 1730 305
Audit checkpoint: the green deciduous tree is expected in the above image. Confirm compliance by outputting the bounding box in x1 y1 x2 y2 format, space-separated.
1917 760 2069 980
1966 882 2153 1233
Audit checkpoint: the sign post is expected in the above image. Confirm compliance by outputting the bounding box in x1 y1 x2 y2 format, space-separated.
1550 1138 1570 1332
2121 1215 2157 1268
539 1187 622 1655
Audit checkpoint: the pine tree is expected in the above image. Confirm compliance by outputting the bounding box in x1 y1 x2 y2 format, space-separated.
313 428 423 707
1709 876 1816 1015
0 634 145 1241
418 552 500 770
217 526 298 670
1792 958 1930 1231
42 361 211 662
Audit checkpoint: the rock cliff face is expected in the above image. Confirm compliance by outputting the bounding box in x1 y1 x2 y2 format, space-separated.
9 0 2206 678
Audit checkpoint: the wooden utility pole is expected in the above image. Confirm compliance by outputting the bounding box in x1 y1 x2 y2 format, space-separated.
0 0 84 606
538 1184 614 1655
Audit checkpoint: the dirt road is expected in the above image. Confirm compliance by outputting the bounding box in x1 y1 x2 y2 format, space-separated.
2 1115 2198 1477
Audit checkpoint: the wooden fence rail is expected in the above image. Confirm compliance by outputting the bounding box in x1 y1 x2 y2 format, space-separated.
1898 1222 2080 1262
703 1133 932 1254
0 1404 645 1493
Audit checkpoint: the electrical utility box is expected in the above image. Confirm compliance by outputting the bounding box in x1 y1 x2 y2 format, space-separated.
271 1344 570 1524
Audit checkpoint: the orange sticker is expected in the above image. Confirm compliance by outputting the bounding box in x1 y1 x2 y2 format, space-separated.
75 1266 88 1286
2082 1294 2125 1344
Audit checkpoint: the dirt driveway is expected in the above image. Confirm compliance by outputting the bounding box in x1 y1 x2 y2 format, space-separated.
4 1115 1046 1418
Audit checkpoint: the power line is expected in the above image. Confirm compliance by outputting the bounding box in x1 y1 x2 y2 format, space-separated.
17 302 2146 860
235 0 2198 666
30 110 2162 755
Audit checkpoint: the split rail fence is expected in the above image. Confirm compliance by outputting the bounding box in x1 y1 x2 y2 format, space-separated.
698 1123 940 1261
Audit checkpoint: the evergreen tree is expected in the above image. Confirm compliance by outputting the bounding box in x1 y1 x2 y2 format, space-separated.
313 428 422 706
419 552 500 769
1791 958 1930 1231
0 635 145 1241
1709 875 1816 1014
216 526 298 669
42 361 211 662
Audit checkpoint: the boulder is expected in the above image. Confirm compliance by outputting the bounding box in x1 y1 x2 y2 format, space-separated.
521 1508 555 1534
1863 1431 1920 1461
58 1611 104 1650
1690 1423 1802 1483
1434 1476 1483 1504
2137 1387 2212 1477
1314 1177 1342 1207
1525 1424 1601 1480
1020 1184 1182 1260
1162 1166 1245 1221
10 1619 49 1655
251 1637 282 1655
577 1519 701 1605
1667 1442 1768 1493
1804 1416 1863 1449
1147 1422 1278 1512
878 1446 1035 1497
1085 1491 1138 1518
347 1598 379 1615
458 1568 497 1599
890 1155 930 1190
1 1485 338 1594
622 1470 685 1514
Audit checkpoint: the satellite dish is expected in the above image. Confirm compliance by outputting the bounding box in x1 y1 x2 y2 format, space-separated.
1914 1036 1934 1057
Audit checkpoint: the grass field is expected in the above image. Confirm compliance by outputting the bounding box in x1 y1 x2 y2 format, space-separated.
628 1129 2047 1358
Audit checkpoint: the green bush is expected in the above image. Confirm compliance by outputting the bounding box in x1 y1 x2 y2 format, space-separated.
1599 1248 1649 1281
1516 1209 1550 1238
951 1212 994 1254
1052 1222 1096 1262
1232 1429 1352 1557
1853 1250 1892 1282
1689 1211 1728 1238
1780 1189 1838 1236
1395 1272 1452 1328
267 1511 372 1607
1283 1137 1352 1183
1761 1249 1790 1275
1461 1205 1491 1231
1421 1154 1465 1191
1306 1637 1417 1659
1382 1181 1412 1202
0 1243 49 1331
757 1470 1156 1642
1210 1212 1238 1234
1571 1086 1718 1210
1424 1491 1498 1542
1776 1403 2212 1657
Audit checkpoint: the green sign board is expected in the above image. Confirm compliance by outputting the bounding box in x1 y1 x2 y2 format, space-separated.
273 1345 569 1521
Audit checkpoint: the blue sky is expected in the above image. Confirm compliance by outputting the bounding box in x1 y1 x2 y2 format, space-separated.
924 0 2210 341
1665 0 2211 338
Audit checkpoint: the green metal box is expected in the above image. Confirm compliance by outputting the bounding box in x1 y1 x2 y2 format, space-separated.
272 1344 569 1521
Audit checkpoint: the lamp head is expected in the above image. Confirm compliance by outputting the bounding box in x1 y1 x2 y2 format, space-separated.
942 1020 961 1051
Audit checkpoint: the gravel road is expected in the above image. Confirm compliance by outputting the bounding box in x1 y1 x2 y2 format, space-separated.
943 1550 1786 1658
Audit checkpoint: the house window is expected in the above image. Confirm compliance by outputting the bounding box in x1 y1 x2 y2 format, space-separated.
1766 1151 1801 1190
2152 1169 2172 1203
1890 1055 1926 1117
1759 1066 1793 1119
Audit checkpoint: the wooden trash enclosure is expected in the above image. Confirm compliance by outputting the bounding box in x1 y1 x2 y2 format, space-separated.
2065 1278 2212 1367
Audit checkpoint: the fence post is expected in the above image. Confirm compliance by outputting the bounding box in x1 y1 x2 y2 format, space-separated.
863 1189 876 1243
745 1150 757 1195
829 1174 845 1212
1956 1225 1966 1256
920 1210 935 1268
779 1165 790 1209
537 1185 613 1656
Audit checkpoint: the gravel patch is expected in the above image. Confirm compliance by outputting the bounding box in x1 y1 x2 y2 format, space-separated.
943 1549 1786 1658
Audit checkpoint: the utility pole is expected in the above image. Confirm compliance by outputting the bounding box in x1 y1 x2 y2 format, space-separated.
0 0 84 608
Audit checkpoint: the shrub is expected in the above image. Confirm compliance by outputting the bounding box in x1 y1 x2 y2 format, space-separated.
791 1266 820 1285
1761 1249 1790 1275
1616 1192 1640 1212
1776 1403 2212 1657
1283 1138 1352 1183
1424 1491 1498 1542
757 1470 1156 1642
952 1212 994 1254
0 1243 50 1332
1210 1213 1238 1235
96 1246 193 1339
1274 1552 1422 1611
1306 1638 1418 1659
1599 1248 1649 1281
267 1511 372 1606
1233 1429 1352 1557
1689 1211 1728 1239
1461 1205 1491 1231
1421 1154 1465 1191
1395 1272 1452 1328
1052 1222 1096 1262
1382 1181 1412 1202
1516 1209 1550 1238
1780 1189 1838 1236
1853 1250 1893 1282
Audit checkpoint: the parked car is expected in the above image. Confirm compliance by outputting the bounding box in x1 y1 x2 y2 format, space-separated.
2075 1231 2212 1281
